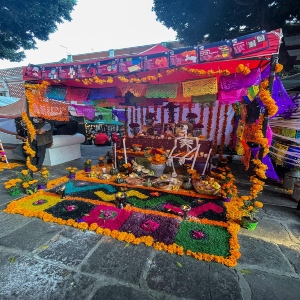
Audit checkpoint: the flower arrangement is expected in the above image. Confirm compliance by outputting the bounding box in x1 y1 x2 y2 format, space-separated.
66 167 77 174
4 178 22 196
145 148 167 165
84 159 92 168
39 167 50 185
19 169 33 183
241 196 264 221
22 179 38 195
129 122 140 128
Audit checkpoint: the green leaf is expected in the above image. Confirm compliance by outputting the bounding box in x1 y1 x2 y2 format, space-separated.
177 262 182 267
124 243 130 248
241 269 251 274
10 257 16 263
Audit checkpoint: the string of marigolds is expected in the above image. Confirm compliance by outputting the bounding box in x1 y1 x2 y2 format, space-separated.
140 107 144 125
206 105 213 139
218 105 229 159
199 104 204 126
161 106 164 124
212 104 222 156
134 107 138 123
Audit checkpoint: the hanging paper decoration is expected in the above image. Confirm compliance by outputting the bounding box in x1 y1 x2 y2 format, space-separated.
30 99 69 121
251 147 280 181
146 83 178 98
182 78 217 97
65 87 90 102
119 84 147 97
192 94 216 104
45 86 67 101
220 68 261 91
89 87 116 100
168 94 191 103
105 98 125 106
112 109 126 123
218 88 247 105
70 104 95 120
272 75 295 116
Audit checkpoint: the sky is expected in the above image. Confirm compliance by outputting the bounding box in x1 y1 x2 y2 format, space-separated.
0 0 177 69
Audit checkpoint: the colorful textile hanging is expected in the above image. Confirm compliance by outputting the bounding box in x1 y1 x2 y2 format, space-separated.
272 75 295 116
89 87 116 100
112 109 126 123
45 86 67 101
182 78 217 97
220 68 261 91
146 83 178 98
128 97 165 106
168 94 191 103
119 84 147 97
218 88 247 105
70 104 95 120
94 106 112 122
105 98 125 106
65 87 90 102
30 99 69 121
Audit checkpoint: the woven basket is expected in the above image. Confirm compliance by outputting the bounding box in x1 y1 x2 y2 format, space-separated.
192 180 220 195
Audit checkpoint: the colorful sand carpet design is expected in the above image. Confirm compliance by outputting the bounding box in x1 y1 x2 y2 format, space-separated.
4 178 240 267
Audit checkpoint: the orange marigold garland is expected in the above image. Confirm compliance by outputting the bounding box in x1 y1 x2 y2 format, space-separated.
134 107 138 122
199 104 204 125
236 64 251 75
275 63 283 73
218 105 229 159
140 107 144 125
161 105 164 124
130 107 134 125
212 104 221 156
258 79 278 117
206 105 213 139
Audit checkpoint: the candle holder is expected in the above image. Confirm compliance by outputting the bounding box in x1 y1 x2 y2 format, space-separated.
180 204 191 220
115 192 127 209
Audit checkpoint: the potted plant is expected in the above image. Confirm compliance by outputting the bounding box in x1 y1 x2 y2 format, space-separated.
4 178 22 196
145 148 168 177
22 179 39 195
84 159 92 172
66 167 77 179
38 167 50 189
241 196 264 230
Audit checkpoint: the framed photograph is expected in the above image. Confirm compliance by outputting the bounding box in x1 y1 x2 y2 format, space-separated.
163 123 176 134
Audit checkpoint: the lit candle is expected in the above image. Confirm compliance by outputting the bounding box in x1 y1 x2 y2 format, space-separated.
123 138 128 163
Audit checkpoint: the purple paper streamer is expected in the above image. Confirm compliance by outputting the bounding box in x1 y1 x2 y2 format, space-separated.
251 147 280 181
112 109 127 122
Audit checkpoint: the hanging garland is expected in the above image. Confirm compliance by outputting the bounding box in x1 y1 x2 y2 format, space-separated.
130 107 134 125
258 79 278 117
178 104 183 122
21 112 38 172
212 104 222 156
229 104 237 151
254 114 269 158
206 105 214 139
125 108 129 137
199 104 204 125
236 64 251 75
219 105 229 159
134 107 138 123
154 106 158 122
161 106 164 124
140 107 144 125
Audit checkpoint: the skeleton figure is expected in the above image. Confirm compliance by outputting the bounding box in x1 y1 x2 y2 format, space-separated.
166 124 201 177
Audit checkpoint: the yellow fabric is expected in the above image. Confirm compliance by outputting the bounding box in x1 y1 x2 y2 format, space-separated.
119 84 147 97
182 78 217 97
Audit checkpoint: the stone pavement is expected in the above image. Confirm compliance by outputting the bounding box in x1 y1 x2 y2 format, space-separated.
0 145 299 300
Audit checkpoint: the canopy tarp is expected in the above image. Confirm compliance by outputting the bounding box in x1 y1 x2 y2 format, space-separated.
0 95 26 119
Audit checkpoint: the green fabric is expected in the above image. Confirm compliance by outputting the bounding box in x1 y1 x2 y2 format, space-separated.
94 106 112 122
192 94 216 103
146 83 178 99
